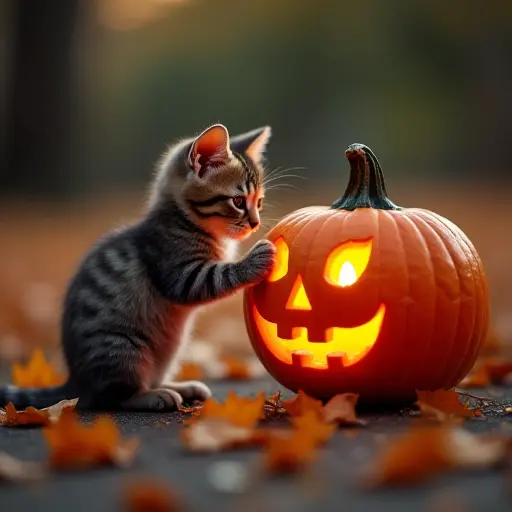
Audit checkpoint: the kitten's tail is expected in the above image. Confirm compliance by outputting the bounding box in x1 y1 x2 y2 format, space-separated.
0 382 75 409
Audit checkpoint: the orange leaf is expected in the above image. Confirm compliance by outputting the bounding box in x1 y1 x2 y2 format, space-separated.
290 410 336 444
123 479 184 512
0 399 78 427
43 409 138 469
221 356 251 380
484 359 512 384
191 391 266 428
364 425 508 487
263 391 287 420
281 390 324 418
322 393 364 426
175 362 205 381
181 418 266 453
415 389 481 420
0 452 44 482
263 429 319 474
459 364 491 388
11 348 66 388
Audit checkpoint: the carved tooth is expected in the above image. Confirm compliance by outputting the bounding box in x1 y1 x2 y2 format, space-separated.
277 324 294 339
306 326 327 343
292 350 313 368
326 352 346 370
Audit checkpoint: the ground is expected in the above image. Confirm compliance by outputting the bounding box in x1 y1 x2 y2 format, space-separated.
0 374 511 512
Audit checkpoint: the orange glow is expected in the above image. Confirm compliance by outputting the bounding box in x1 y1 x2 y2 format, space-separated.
253 303 386 368
286 275 312 311
324 239 373 287
268 237 289 282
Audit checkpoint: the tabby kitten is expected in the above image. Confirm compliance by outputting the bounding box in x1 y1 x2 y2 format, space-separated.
0 124 275 410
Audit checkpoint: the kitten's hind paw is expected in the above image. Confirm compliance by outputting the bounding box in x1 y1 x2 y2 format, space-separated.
120 388 183 411
161 381 212 403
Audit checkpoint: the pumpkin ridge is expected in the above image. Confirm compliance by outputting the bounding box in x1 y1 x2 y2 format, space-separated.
332 144 400 212
393 210 436 386
402 212 445 389
406 211 460 389
413 209 476 387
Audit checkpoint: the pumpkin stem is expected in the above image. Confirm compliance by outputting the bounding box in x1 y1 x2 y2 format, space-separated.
331 143 400 211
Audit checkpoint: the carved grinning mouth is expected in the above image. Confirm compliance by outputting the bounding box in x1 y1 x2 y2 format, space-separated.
252 304 386 369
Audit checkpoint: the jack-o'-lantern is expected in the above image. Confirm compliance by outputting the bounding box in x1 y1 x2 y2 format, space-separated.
243 144 489 404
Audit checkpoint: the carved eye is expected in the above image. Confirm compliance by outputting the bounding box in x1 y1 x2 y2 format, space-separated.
268 237 289 282
324 239 373 287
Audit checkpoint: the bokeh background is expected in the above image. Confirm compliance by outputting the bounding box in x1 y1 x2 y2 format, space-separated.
1 0 511 369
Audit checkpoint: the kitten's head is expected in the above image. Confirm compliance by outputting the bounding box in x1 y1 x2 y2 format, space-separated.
152 123 271 240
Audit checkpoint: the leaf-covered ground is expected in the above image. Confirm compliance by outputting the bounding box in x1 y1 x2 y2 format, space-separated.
1 374 511 512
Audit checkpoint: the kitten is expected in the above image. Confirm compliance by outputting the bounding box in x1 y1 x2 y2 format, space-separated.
0 123 276 411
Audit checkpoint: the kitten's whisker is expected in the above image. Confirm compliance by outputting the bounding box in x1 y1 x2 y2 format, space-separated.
265 183 303 192
263 174 306 187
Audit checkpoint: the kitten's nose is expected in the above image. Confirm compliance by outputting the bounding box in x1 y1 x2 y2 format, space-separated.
249 219 260 229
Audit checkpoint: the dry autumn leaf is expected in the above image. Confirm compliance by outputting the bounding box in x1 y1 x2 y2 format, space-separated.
281 390 324 418
220 356 252 380
263 391 287 420
459 364 491 388
322 393 365 426
262 429 319 475
175 362 205 382
0 399 78 427
0 452 44 482
123 478 184 512
43 409 138 470
181 418 266 453
190 391 266 428
11 348 66 388
364 425 509 487
290 410 336 444
415 389 481 421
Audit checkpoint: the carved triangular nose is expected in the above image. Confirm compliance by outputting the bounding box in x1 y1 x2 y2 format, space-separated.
285 275 312 310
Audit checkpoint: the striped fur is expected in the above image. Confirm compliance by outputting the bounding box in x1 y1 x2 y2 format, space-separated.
0 124 274 411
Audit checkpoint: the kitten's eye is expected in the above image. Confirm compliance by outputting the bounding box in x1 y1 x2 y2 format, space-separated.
257 198 263 209
232 196 246 209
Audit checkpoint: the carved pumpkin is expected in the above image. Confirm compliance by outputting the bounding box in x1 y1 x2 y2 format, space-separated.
243 144 489 403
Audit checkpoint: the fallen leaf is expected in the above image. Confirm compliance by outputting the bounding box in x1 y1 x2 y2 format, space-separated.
263 429 319 474
364 425 508 487
11 348 66 388
484 359 512 384
459 364 491 388
415 389 481 421
43 409 138 469
0 399 78 427
290 410 336 444
0 452 44 482
181 418 266 453
175 362 205 382
123 478 184 512
263 391 287 420
322 393 364 426
281 390 324 418
191 391 266 428
220 356 251 380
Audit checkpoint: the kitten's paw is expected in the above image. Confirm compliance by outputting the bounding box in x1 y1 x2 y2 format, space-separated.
120 388 183 411
161 381 212 403
243 239 276 282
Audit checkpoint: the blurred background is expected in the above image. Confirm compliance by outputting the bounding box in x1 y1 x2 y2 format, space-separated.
0 0 511 368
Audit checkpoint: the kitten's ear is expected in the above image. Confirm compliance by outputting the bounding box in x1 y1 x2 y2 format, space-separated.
230 126 272 165
188 124 232 176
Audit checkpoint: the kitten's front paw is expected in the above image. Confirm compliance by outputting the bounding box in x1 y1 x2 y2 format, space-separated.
161 381 212 404
243 239 276 283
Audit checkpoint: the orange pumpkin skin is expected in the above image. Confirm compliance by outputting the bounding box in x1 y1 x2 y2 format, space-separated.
243 144 489 404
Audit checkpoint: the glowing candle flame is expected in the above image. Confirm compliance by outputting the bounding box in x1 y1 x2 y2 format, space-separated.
339 261 357 287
